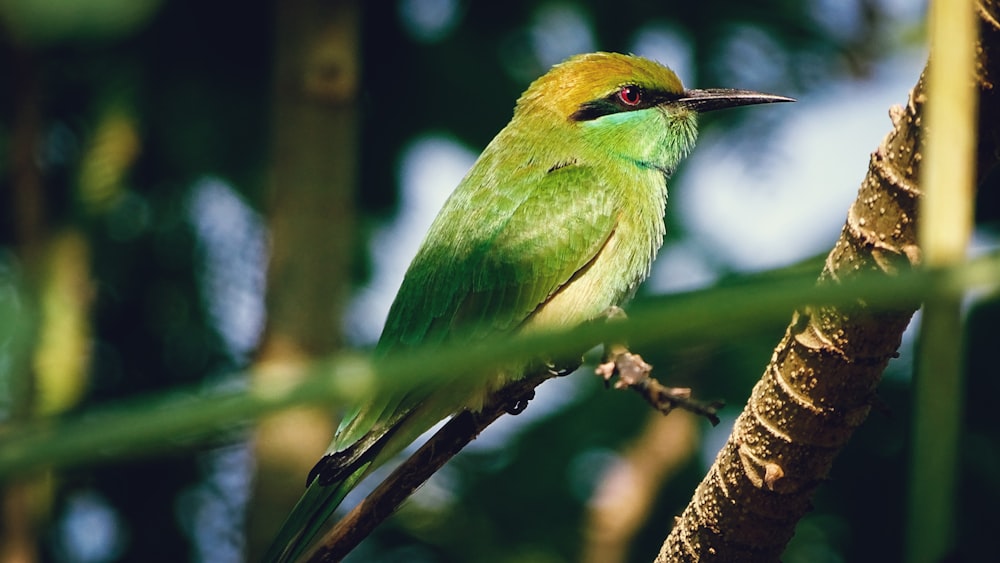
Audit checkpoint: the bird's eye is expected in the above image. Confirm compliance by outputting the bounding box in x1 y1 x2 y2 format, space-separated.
618 85 642 106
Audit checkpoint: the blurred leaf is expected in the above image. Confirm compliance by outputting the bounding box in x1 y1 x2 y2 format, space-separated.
0 0 161 45
32 229 94 415
77 105 140 214
0 251 996 479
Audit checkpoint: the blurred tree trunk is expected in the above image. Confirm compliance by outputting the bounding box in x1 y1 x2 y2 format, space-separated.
0 39 46 563
583 411 699 563
247 0 360 559
2 35 131 561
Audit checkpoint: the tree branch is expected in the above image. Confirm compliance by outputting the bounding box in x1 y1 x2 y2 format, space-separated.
304 343 723 562
303 368 550 562
657 1 1000 561
598 345 723 426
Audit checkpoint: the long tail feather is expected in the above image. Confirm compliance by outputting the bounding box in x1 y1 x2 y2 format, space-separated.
263 396 452 562
262 464 370 563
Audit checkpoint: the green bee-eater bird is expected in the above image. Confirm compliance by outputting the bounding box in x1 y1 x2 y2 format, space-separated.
265 52 792 562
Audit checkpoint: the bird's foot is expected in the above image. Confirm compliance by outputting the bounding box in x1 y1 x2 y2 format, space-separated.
505 388 536 415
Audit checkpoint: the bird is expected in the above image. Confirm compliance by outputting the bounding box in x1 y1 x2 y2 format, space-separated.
264 51 792 562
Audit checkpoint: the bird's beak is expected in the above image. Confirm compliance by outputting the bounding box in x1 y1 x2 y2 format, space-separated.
675 88 795 113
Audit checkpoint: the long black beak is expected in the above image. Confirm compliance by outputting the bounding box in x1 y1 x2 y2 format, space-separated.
675 88 795 113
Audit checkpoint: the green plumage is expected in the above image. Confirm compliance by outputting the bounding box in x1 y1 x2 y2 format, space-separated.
264 52 790 562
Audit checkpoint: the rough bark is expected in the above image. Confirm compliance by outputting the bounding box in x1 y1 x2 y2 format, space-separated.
656 2 1000 561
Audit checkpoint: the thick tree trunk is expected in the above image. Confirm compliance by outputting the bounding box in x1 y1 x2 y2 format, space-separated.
657 1 1000 560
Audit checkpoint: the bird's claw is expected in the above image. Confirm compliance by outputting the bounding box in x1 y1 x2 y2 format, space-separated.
505 389 536 415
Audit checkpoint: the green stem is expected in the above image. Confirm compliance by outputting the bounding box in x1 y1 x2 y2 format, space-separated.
0 252 996 479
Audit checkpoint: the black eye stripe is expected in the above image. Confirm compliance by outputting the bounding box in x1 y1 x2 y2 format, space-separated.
569 86 681 122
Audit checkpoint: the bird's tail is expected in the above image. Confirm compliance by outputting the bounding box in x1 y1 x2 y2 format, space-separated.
262 396 444 562
261 463 370 563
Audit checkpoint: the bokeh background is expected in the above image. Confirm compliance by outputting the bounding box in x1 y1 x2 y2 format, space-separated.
1 0 997 562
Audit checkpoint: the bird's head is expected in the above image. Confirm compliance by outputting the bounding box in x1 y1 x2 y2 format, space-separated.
513 52 792 175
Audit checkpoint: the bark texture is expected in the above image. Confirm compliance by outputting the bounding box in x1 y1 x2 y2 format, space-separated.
657 2 1000 561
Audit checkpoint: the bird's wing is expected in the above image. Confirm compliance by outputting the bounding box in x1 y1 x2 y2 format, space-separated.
271 165 623 563
333 164 618 450
381 163 618 353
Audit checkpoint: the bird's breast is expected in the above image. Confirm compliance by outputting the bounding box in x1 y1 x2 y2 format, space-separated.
523 170 667 333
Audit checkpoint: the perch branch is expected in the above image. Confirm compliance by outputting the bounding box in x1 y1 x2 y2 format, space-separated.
303 368 550 562
305 342 720 562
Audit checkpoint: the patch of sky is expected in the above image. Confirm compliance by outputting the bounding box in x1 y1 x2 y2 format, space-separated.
398 0 462 43
176 443 253 563
187 177 267 363
630 22 694 88
529 2 595 69
670 49 927 276
52 490 125 563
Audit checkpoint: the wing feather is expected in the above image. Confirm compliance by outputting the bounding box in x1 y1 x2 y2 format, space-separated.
380 164 616 354
334 164 617 453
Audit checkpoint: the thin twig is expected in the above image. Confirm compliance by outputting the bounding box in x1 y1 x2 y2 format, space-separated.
596 341 723 425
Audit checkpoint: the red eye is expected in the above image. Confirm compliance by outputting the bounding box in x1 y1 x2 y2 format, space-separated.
618 85 642 106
